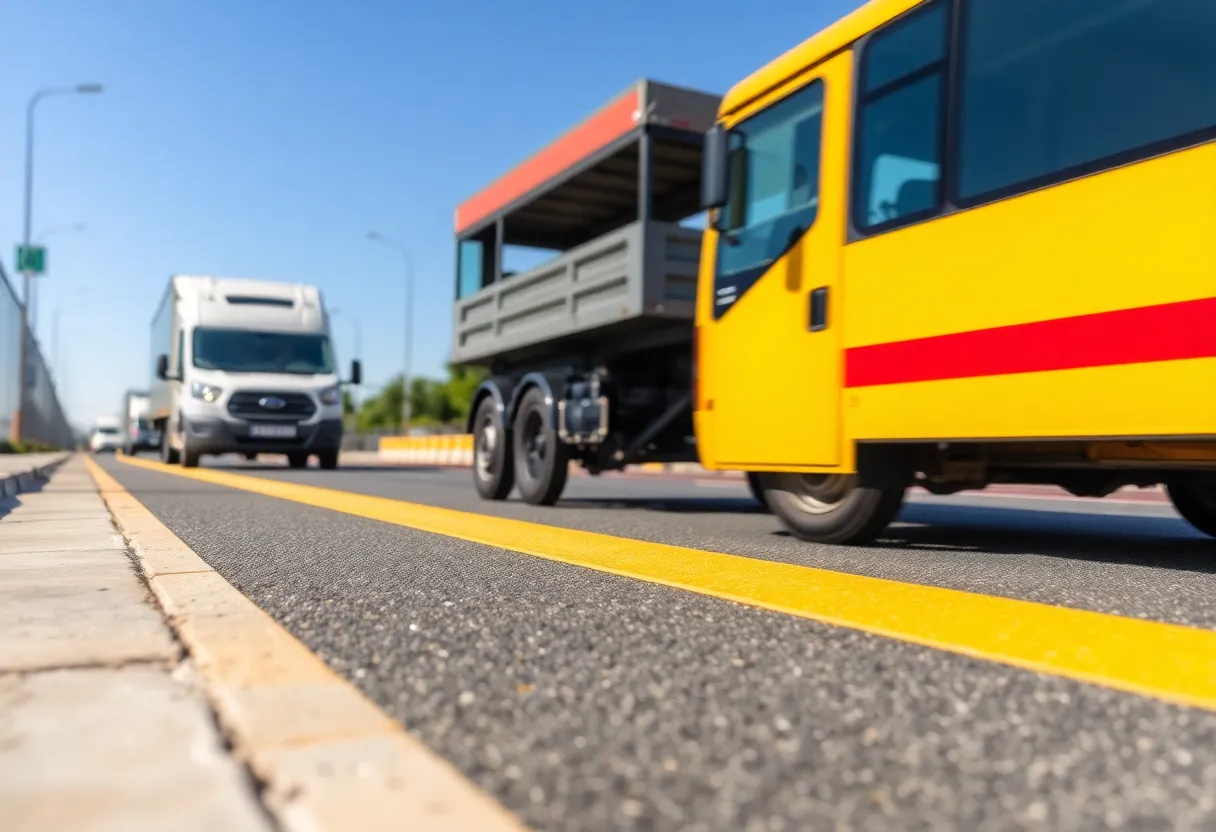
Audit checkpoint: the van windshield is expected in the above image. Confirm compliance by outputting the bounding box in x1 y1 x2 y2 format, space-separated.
192 328 333 375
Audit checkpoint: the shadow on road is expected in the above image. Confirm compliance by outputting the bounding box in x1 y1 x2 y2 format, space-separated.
558 496 768 515
866 503 1216 574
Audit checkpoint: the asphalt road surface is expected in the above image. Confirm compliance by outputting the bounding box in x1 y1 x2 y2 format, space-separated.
97 454 1216 832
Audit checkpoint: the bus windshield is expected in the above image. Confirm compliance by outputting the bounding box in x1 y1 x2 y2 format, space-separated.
192 328 333 375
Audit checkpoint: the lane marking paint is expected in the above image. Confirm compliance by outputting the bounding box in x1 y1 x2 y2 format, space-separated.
85 456 528 832
115 453 1216 713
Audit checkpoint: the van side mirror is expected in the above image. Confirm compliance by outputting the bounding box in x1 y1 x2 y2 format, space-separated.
349 359 362 386
701 124 730 212
156 354 170 380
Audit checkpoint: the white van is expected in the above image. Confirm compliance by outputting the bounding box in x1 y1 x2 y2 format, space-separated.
148 275 360 469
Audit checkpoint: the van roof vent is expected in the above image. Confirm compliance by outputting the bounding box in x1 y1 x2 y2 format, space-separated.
224 295 295 308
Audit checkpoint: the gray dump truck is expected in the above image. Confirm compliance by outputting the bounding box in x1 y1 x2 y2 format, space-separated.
453 79 763 507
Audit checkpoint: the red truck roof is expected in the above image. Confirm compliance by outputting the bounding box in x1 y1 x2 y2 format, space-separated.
454 79 721 248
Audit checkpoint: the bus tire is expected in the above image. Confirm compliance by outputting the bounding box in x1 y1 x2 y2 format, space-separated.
512 387 569 506
472 396 514 501
1166 475 1216 538
746 472 770 512
759 472 904 545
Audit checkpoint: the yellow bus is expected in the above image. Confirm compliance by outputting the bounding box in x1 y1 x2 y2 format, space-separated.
696 0 1216 543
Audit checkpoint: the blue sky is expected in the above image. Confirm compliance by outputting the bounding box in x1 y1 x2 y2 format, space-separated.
1 0 861 427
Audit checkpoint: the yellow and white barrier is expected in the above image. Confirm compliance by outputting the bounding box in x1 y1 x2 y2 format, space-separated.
375 434 730 477
379 434 475 466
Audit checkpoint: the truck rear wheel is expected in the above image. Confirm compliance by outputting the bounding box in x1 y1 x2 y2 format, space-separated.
473 396 513 500
512 387 569 506
1166 475 1216 538
758 472 904 545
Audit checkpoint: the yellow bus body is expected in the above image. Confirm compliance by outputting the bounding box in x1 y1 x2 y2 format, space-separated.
695 0 1216 478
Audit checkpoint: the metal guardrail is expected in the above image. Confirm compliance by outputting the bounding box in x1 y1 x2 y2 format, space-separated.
1 258 74 449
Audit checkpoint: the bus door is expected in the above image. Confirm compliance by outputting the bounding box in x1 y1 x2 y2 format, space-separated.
706 52 851 469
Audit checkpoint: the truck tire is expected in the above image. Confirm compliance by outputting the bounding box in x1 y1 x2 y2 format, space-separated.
472 396 514 500
758 472 904 545
512 387 569 506
1166 475 1216 538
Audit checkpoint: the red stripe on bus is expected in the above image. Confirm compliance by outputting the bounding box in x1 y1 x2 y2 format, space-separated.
844 296 1216 388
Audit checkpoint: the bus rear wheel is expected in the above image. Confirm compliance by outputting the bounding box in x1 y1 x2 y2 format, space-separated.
758 472 904 545
1166 475 1216 538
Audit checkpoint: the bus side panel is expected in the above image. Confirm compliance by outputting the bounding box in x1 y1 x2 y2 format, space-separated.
841 143 1216 441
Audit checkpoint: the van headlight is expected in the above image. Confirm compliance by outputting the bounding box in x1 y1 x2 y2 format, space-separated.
319 385 341 406
190 382 223 403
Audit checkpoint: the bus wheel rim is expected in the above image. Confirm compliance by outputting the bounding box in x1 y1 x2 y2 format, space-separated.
787 474 854 515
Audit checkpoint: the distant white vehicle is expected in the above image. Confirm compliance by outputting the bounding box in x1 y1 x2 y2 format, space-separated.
119 390 160 455
89 416 122 453
148 275 359 470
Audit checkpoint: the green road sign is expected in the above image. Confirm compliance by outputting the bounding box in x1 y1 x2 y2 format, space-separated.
16 245 46 275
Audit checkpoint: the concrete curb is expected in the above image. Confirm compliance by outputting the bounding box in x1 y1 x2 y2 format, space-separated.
0 453 70 499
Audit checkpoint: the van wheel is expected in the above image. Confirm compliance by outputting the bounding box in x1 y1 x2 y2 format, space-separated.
288 454 309 469
472 396 514 500
245 453 258 462
318 451 339 470
759 473 904 545
1166 475 1216 538
162 426 180 465
181 432 200 468
512 387 569 506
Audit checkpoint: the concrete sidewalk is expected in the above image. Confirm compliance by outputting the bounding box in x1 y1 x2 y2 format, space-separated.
0 456 270 831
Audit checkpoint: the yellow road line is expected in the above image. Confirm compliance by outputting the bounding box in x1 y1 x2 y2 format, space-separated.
86 456 528 832
115 453 1216 713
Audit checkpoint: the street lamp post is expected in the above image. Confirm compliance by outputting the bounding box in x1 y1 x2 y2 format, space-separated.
366 232 415 434
15 83 103 442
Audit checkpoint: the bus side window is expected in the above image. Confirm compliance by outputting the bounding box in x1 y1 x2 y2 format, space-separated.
853 0 949 233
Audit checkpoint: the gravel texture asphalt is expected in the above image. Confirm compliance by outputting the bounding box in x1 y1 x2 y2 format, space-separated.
198 459 1216 632
98 455 1216 832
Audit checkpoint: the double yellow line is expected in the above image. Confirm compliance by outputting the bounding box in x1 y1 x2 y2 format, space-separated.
116 453 1216 713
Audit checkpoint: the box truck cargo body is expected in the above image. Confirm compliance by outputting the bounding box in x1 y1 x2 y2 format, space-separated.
119 389 159 455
